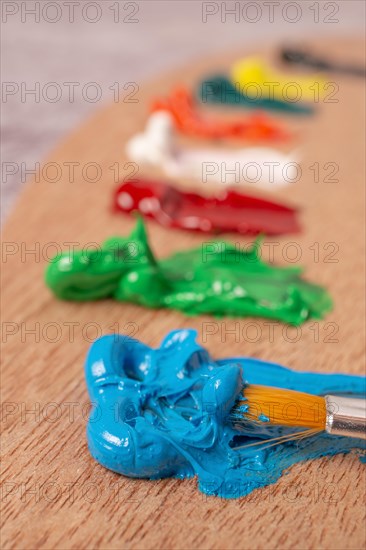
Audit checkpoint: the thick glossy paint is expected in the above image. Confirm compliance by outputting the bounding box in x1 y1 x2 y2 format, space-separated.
151 87 291 141
45 219 332 325
231 57 326 101
198 76 314 114
115 179 301 235
85 329 365 499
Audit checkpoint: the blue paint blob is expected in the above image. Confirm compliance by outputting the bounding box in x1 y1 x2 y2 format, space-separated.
258 414 270 423
85 329 365 498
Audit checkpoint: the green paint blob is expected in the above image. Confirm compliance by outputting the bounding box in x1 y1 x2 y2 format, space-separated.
45 219 332 325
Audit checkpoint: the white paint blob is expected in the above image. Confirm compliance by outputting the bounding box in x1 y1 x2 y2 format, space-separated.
125 112 300 189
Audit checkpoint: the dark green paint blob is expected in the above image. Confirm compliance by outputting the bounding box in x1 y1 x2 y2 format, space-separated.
197 75 314 115
45 219 332 325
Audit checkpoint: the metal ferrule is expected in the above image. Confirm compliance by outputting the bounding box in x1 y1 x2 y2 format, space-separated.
325 395 366 439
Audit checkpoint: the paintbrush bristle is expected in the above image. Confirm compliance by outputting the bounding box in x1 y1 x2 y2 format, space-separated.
237 385 327 430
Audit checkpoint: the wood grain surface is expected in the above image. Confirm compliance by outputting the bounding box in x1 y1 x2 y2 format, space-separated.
1 37 365 550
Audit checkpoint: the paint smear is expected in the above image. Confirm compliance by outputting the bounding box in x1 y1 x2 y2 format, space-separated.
231 57 326 102
126 112 299 189
197 76 314 114
45 218 332 325
85 329 365 499
151 87 291 141
115 178 301 236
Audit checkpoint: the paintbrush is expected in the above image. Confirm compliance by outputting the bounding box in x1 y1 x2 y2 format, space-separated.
281 47 366 77
233 385 366 439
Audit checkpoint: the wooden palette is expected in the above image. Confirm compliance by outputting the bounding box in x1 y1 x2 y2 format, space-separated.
2 37 365 549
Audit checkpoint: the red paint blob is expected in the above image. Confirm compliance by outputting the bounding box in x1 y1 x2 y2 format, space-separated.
114 179 300 236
